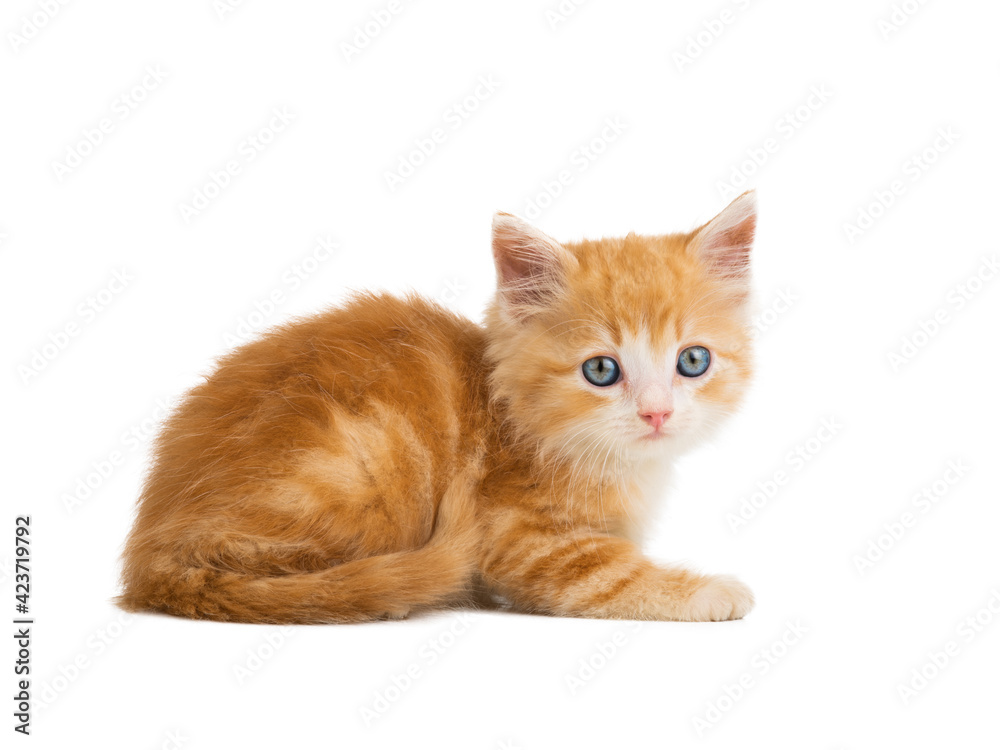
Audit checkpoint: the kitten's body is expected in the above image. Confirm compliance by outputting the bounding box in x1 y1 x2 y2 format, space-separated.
118 192 758 624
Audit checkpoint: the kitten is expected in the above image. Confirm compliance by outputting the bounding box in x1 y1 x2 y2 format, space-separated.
117 190 757 624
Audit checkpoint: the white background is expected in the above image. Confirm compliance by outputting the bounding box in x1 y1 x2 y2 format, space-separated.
3 0 999 747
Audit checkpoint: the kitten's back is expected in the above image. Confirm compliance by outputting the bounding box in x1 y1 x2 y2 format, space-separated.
117 293 489 622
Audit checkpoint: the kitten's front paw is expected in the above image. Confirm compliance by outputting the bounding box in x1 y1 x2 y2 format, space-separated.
683 575 754 622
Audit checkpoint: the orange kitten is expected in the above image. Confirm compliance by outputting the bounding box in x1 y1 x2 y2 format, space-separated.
117 191 757 623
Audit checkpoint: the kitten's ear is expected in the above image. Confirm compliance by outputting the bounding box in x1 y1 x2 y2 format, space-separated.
689 190 757 292
492 212 573 319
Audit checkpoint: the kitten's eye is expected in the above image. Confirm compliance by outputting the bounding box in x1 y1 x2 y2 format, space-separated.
582 356 621 387
677 346 711 378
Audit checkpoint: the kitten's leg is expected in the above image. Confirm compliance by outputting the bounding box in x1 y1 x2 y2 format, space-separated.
480 512 752 621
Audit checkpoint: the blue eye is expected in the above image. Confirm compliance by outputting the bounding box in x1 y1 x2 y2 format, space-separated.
677 346 711 377
582 356 621 387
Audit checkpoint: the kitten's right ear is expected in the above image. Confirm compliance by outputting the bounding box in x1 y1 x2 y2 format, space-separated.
689 190 757 293
491 212 573 320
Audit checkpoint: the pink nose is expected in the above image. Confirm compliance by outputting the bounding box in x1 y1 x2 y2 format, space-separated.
640 410 672 429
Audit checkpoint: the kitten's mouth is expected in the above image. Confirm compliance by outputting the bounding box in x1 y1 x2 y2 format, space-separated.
642 430 669 441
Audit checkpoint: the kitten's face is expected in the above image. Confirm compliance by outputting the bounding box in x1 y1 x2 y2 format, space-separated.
552 263 752 460
486 193 756 470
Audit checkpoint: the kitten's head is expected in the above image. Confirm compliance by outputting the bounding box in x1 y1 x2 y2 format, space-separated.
484 191 756 473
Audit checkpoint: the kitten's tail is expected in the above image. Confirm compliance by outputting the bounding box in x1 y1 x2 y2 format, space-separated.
115 472 480 625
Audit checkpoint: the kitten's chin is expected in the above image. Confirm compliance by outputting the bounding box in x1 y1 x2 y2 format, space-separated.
624 432 680 461
627 423 713 460
635 424 686 445
641 430 670 442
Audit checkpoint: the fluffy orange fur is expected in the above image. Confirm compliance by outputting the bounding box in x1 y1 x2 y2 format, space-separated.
117 191 758 624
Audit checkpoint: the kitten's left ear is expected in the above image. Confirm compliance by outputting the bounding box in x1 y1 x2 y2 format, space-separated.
689 190 757 291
